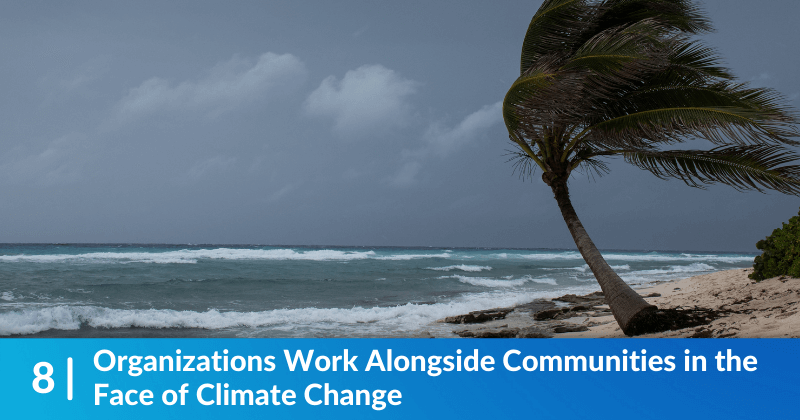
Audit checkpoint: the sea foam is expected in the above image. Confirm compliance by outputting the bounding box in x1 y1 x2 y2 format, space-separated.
0 288 571 336
0 248 457 264
627 262 716 275
0 248 754 265
426 265 492 272
439 275 557 287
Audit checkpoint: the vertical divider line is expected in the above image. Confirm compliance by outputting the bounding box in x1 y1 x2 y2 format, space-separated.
67 357 73 401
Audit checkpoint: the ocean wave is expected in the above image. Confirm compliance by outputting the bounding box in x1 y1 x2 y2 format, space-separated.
0 248 753 265
0 249 380 264
627 263 716 276
0 289 569 336
603 254 752 263
375 253 452 261
426 265 492 272
439 275 557 288
0 248 457 264
544 264 630 273
495 252 584 260
488 252 752 263
617 263 720 285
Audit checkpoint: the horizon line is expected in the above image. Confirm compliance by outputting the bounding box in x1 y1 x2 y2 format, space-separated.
0 242 760 255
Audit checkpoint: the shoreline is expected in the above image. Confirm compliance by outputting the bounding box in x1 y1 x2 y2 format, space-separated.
436 268 800 338
7 268 792 338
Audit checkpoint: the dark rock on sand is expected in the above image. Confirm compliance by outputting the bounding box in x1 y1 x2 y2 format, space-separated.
517 326 554 338
455 326 554 338
455 328 519 338
533 308 569 320
512 300 556 313
441 291 611 338
553 291 606 305
442 307 514 324
552 324 590 333
533 306 597 321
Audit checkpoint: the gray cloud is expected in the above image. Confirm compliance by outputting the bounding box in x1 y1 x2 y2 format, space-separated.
112 53 307 125
183 156 237 182
421 101 502 157
0 135 90 186
304 64 418 139
390 161 422 188
268 183 300 202
391 102 503 187
0 0 797 249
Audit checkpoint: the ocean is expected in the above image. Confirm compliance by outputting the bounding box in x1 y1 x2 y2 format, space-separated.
0 244 755 338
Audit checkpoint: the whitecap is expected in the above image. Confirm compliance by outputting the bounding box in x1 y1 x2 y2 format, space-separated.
426 265 492 272
627 263 716 276
0 288 568 336
439 274 556 288
0 248 380 264
375 253 451 261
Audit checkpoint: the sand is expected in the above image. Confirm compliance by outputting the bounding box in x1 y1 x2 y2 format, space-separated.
436 268 800 338
559 268 800 338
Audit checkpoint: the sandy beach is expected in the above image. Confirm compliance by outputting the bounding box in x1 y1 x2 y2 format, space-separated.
439 268 800 338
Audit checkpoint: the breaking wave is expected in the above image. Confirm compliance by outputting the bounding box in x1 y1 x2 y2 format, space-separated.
426 265 492 272
628 263 716 275
491 252 752 263
439 275 557 288
554 264 631 273
0 289 563 336
0 249 443 264
0 248 754 265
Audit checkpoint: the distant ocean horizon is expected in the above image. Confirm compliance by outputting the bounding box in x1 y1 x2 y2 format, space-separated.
0 244 757 338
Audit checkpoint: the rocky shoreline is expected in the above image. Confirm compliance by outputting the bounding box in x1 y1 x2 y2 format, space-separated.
434 268 800 338
435 290 661 338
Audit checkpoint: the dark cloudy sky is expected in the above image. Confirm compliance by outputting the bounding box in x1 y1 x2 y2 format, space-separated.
0 0 798 251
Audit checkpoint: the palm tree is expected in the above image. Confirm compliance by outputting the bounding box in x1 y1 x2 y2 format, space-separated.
504 0 800 335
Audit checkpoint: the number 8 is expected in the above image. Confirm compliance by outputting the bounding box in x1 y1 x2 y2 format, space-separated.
33 362 54 394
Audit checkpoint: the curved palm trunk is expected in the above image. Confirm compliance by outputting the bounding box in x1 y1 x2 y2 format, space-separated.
550 180 657 335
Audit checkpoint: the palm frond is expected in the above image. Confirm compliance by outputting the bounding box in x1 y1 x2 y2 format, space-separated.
588 105 800 147
662 38 732 80
596 0 712 34
561 18 665 73
520 0 593 75
505 0 800 199
502 70 557 136
573 155 612 180
620 145 800 194
620 81 796 122
505 149 539 181
558 18 671 100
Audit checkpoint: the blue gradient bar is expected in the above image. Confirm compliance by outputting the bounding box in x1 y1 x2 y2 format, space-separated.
0 339 794 419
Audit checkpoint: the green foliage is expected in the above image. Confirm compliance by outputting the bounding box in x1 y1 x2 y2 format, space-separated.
750 208 800 281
